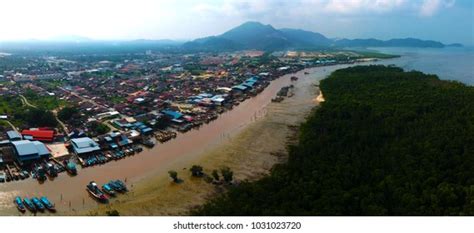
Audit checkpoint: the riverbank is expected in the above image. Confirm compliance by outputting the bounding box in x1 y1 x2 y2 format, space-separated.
86 65 343 215
192 65 474 215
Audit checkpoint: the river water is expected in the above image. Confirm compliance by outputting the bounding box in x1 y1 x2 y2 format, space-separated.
370 47 474 85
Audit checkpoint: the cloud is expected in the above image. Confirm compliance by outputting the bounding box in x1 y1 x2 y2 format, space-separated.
322 0 407 14
419 0 456 17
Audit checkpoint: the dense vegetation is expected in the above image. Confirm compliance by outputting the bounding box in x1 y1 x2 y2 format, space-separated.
193 65 474 216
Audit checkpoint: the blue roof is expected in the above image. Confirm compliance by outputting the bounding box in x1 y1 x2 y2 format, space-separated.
162 110 183 119
11 140 50 162
71 137 101 154
243 81 256 87
33 141 50 156
246 77 259 82
140 127 153 134
232 85 248 91
12 140 38 156
7 131 22 140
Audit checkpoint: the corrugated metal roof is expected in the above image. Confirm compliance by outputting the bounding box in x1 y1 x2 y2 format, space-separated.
12 140 38 156
71 137 101 154
33 141 50 156
7 131 22 140
11 140 50 161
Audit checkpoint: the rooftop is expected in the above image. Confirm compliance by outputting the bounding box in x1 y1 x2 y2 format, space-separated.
71 137 101 155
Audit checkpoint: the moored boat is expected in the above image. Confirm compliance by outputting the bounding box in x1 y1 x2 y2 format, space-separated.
86 181 108 202
14 196 26 213
44 162 58 177
142 139 155 148
23 198 37 213
40 196 56 211
102 183 116 196
31 197 45 212
109 179 128 192
35 165 47 181
66 160 77 175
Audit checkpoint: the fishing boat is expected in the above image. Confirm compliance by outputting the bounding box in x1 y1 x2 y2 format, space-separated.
132 145 143 153
35 165 47 182
31 197 45 212
65 160 77 175
102 183 116 196
113 180 128 192
109 180 128 192
40 196 56 211
23 198 37 213
14 196 26 213
86 181 108 202
45 162 58 177
142 139 155 148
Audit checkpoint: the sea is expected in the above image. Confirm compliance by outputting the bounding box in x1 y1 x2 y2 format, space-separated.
370 47 474 86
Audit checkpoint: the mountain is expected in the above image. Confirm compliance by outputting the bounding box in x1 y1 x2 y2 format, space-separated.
279 28 332 47
183 22 293 51
47 35 93 43
184 21 456 51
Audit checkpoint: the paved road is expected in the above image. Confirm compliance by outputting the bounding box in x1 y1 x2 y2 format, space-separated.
2 120 19 132
20 95 37 108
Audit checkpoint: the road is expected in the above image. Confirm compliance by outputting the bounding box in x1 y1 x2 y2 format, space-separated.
19 95 37 108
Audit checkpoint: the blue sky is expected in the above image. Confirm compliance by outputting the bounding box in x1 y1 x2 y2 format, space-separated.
0 0 472 45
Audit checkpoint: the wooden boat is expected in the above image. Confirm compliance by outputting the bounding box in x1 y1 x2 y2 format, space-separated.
45 162 58 177
142 139 155 148
109 180 128 192
40 196 56 212
102 183 116 196
23 198 37 213
86 181 108 202
65 160 77 175
14 196 26 213
35 166 47 181
31 197 45 212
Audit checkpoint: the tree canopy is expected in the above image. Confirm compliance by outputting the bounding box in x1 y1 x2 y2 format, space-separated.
193 65 474 216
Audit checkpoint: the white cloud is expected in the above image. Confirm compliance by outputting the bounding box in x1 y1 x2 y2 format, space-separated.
323 0 406 14
419 0 456 17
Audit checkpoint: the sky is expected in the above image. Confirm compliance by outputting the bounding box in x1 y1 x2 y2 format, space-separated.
0 0 472 45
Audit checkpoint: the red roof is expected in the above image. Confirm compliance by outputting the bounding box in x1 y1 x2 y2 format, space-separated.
21 129 54 142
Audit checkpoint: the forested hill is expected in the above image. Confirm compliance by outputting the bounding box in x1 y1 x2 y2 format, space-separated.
193 65 474 216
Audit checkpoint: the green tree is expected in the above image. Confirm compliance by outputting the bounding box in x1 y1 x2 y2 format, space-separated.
58 106 79 121
212 169 220 181
221 167 233 184
190 165 204 177
106 209 120 216
168 170 179 183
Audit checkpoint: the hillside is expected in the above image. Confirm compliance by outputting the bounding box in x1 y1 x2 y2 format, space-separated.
183 22 454 51
193 65 474 215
